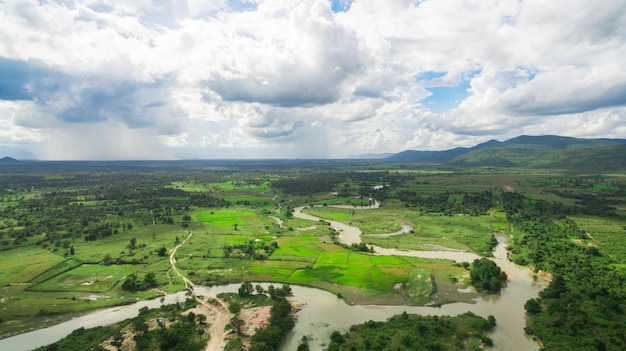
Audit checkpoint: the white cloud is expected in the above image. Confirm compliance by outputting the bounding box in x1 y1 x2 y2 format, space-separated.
0 0 624 159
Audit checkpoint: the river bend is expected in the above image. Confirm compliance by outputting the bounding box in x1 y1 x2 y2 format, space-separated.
0 203 545 351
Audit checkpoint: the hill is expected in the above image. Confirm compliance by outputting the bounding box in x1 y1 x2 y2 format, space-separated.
0 156 20 164
386 135 626 170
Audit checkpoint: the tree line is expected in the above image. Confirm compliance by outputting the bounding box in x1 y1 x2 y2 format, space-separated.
501 191 626 350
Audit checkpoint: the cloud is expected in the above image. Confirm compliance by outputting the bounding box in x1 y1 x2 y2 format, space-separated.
0 58 184 134
0 58 67 101
203 0 365 107
0 0 625 159
496 65 626 116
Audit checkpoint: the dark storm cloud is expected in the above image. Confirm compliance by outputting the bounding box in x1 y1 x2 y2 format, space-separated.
57 80 184 131
209 76 342 107
0 58 184 134
0 58 66 101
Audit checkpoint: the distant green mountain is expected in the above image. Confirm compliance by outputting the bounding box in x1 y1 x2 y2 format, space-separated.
385 147 468 162
386 135 626 170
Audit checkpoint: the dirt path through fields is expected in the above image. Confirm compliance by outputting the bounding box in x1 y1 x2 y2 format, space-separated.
168 231 232 351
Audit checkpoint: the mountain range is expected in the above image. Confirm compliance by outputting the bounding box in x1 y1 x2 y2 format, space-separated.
384 135 626 170
3 135 626 171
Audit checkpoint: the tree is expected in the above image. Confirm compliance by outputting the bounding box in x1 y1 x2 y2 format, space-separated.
255 284 265 295
297 336 310 351
524 298 542 315
470 258 507 293
238 281 254 297
128 237 137 250
157 247 167 257
228 301 242 315
122 274 139 291
487 315 497 328
330 331 344 344
70 245 75 255
143 273 157 288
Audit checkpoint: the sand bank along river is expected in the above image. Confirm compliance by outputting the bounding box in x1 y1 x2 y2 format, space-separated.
0 203 545 351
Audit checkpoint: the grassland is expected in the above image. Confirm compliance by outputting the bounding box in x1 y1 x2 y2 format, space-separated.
304 205 504 256
1 163 625 346
568 215 626 262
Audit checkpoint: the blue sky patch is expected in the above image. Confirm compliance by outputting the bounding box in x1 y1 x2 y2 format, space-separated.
227 0 258 12
414 71 447 82
419 70 481 113
331 0 353 13
421 83 471 113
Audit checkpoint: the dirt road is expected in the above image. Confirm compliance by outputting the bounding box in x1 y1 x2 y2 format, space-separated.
168 232 232 351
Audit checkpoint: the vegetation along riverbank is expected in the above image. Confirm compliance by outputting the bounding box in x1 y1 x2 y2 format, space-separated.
0 157 625 350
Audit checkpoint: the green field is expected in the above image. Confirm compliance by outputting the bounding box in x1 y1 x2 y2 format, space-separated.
196 208 257 227
2 162 625 349
569 215 626 262
0 247 65 285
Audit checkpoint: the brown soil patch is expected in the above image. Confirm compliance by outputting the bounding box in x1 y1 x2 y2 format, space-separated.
239 305 272 336
537 270 553 283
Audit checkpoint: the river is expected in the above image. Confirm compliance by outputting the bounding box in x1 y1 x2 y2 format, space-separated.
286 205 546 351
0 203 545 351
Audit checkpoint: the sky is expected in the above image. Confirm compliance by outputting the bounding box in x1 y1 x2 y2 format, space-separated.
0 0 625 160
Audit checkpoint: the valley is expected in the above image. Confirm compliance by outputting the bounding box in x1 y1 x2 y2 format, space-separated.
0 154 625 350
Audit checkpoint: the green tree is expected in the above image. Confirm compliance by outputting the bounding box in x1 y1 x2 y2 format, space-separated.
524 298 542 315
238 282 254 297
157 247 167 257
470 258 507 293
143 273 157 288
128 237 137 250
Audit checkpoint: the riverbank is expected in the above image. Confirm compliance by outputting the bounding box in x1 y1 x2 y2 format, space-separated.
1 202 545 351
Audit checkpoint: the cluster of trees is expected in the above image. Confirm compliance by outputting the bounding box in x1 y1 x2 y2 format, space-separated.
36 299 205 351
271 174 344 195
121 273 158 292
237 282 293 300
469 258 507 293
501 192 626 350
249 297 294 351
132 305 207 351
396 191 493 216
0 172 229 252
224 240 279 260
226 282 295 351
326 311 496 351
546 191 621 217
270 171 408 197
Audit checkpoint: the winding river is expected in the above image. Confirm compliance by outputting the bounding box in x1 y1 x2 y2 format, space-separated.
0 203 545 351
287 205 546 351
